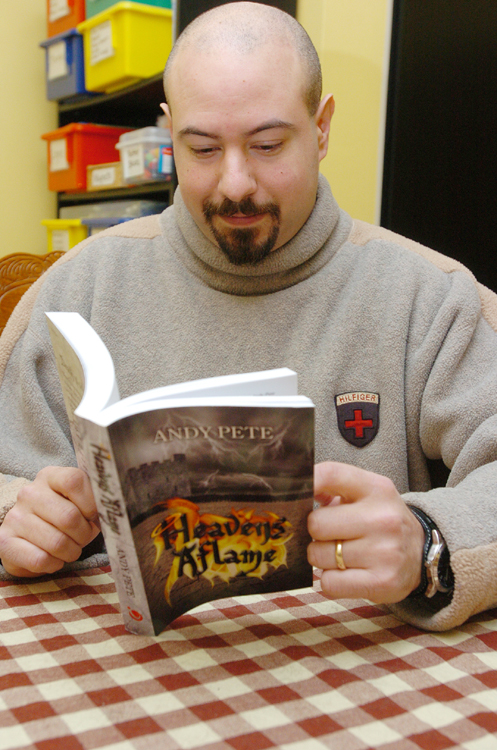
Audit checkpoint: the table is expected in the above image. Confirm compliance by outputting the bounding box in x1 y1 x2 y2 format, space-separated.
1 567 497 750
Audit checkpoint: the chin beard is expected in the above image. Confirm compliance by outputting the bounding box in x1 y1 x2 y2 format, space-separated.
203 197 281 266
211 223 280 265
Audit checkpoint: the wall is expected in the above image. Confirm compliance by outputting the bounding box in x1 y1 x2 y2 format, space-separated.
0 0 57 259
297 0 392 223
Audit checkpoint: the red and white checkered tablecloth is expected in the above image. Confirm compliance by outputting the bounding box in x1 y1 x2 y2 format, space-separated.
1 567 497 750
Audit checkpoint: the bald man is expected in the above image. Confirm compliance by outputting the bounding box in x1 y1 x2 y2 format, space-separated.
1 3 497 631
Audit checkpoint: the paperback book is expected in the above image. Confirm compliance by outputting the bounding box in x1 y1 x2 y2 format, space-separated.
46 312 315 635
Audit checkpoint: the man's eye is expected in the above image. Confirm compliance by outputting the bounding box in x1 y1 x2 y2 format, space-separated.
191 146 218 157
254 142 283 153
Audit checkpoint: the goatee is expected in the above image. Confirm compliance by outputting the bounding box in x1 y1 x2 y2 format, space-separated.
203 197 281 266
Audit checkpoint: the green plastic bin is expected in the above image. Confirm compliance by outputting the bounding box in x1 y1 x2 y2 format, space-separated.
85 0 171 18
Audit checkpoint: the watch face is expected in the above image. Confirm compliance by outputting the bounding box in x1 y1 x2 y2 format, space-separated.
425 531 452 597
437 543 454 594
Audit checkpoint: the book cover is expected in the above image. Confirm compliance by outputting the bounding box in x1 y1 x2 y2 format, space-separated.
109 403 314 633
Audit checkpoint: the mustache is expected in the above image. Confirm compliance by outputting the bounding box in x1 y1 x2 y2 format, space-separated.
203 197 280 221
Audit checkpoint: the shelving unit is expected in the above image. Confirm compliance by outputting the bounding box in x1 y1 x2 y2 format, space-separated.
56 72 175 212
58 72 165 127
58 181 174 207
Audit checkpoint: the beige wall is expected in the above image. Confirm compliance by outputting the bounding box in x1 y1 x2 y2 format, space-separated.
0 0 57 259
298 0 393 223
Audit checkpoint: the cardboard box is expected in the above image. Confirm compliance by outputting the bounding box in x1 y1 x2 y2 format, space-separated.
87 161 123 191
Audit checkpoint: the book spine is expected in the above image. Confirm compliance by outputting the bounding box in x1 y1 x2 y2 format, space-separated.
82 419 155 636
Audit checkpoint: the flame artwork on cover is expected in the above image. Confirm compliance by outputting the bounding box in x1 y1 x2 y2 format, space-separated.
151 497 294 604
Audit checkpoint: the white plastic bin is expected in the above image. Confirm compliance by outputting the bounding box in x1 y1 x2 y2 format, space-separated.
116 127 173 184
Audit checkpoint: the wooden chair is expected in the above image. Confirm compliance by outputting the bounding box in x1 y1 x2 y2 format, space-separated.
0 252 64 335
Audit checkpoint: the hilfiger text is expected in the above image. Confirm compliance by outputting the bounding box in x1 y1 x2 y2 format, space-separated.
335 392 379 405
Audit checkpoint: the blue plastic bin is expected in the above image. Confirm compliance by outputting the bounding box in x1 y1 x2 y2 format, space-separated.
40 28 91 100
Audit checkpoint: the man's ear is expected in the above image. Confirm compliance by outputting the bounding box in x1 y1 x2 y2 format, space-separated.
315 94 335 162
160 102 172 131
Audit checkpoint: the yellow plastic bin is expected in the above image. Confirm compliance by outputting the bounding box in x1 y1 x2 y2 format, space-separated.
41 219 88 253
76 2 173 93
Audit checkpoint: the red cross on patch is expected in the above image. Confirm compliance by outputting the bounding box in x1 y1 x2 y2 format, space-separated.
335 392 380 448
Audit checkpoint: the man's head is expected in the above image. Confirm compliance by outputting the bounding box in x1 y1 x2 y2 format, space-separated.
162 1 334 265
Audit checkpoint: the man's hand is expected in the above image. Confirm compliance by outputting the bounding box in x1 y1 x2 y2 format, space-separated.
0 467 99 577
308 462 425 604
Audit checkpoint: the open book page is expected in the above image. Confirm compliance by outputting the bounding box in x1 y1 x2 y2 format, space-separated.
83 395 313 428
46 312 120 422
46 320 92 474
47 313 157 633
118 368 298 409
46 313 300 423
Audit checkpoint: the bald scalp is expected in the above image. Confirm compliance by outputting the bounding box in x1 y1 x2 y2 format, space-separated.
163 1 322 116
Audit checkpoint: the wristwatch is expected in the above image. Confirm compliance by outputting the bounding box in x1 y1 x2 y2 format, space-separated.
408 506 454 599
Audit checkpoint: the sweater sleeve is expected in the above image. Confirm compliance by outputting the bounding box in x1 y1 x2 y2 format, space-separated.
0 252 114 579
0 319 111 580
0 318 75 576
0 320 77 486
388 273 497 630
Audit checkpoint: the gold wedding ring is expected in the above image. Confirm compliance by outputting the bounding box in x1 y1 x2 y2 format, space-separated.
335 541 346 570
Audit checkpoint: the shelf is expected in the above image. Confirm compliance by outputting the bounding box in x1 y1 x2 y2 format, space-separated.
57 181 175 207
57 74 166 128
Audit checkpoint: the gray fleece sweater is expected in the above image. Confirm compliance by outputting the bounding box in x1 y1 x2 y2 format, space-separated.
1 175 497 631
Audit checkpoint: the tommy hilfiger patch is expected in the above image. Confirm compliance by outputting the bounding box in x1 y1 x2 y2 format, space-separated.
335 392 380 448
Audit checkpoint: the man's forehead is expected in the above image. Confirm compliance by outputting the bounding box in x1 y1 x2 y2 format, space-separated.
167 43 305 117
169 40 301 89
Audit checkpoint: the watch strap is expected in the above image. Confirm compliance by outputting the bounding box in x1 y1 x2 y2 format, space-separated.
408 506 454 599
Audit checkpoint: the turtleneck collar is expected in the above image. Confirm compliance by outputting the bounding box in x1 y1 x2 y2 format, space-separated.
159 174 352 296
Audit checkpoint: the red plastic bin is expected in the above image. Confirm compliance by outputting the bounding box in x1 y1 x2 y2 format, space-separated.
47 0 86 37
41 123 134 192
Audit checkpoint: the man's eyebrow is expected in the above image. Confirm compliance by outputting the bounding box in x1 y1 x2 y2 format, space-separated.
178 120 296 139
245 119 296 136
178 126 219 138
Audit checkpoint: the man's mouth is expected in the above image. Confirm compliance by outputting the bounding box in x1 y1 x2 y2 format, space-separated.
203 197 280 228
217 212 266 227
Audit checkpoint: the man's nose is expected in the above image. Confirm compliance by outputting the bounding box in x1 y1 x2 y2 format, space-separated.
217 150 257 203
